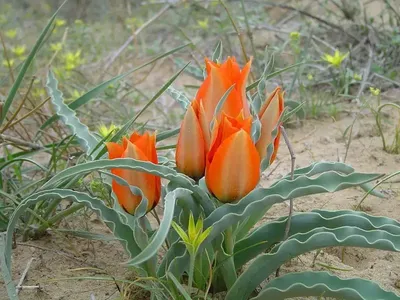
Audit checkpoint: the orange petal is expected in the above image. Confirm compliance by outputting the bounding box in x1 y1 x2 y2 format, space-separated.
237 58 252 118
176 103 206 179
198 101 211 150
256 89 284 161
106 142 124 159
130 131 157 163
206 130 260 202
112 140 159 213
258 87 281 118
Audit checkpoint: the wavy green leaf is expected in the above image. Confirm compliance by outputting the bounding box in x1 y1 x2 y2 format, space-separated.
203 171 382 248
167 86 191 109
275 161 385 197
46 70 100 158
234 209 400 269
0 233 18 300
127 188 192 266
227 226 400 299
39 158 214 215
5 189 140 272
252 271 400 300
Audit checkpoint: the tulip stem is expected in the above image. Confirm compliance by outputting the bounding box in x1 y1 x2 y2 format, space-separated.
220 226 237 289
188 252 196 294
276 126 296 277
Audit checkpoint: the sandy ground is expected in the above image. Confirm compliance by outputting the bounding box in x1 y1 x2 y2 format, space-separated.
1 87 399 299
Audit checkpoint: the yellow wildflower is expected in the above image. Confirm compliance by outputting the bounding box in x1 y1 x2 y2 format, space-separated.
322 50 349 68
50 43 63 52
5 29 17 39
55 18 66 27
2 59 14 67
12 45 26 57
197 18 209 29
74 19 84 26
290 31 300 41
307 74 313 81
64 50 83 71
353 73 362 81
369 87 380 96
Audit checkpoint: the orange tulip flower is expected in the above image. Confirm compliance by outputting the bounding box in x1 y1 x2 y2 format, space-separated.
176 57 252 179
196 57 252 149
205 113 260 202
256 87 285 164
106 132 161 214
175 100 206 179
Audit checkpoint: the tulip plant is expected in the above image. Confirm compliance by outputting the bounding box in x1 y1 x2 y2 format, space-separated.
3 15 400 299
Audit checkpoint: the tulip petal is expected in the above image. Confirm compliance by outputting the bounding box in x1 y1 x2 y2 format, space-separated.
206 130 260 202
258 87 281 117
256 90 284 161
112 140 159 213
176 103 206 179
106 142 124 159
208 112 252 165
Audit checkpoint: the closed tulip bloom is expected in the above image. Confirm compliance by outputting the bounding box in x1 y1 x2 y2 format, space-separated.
196 57 252 148
106 132 161 214
206 113 260 202
176 101 206 179
256 87 284 164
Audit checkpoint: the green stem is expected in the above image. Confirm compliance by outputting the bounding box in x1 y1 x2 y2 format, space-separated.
375 112 387 151
188 252 196 293
221 226 237 289
139 217 157 277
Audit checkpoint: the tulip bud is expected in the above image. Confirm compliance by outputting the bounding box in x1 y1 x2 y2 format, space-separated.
256 87 284 164
106 132 161 214
176 101 206 180
196 57 252 149
206 113 260 202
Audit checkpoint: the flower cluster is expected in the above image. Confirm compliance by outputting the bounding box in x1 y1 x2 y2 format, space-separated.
107 57 284 214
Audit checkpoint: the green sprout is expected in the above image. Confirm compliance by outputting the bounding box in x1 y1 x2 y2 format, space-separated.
172 213 212 291
98 123 120 138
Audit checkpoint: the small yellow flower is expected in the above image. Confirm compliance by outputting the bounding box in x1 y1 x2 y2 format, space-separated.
74 19 84 26
5 29 17 39
98 124 119 138
197 18 209 29
322 50 349 68
55 18 66 27
63 50 83 70
2 59 14 67
32 88 46 98
12 45 26 57
369 87 380 96
50 43 63 52
353 73 362 81
307 74 314 81
290 31 300 41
